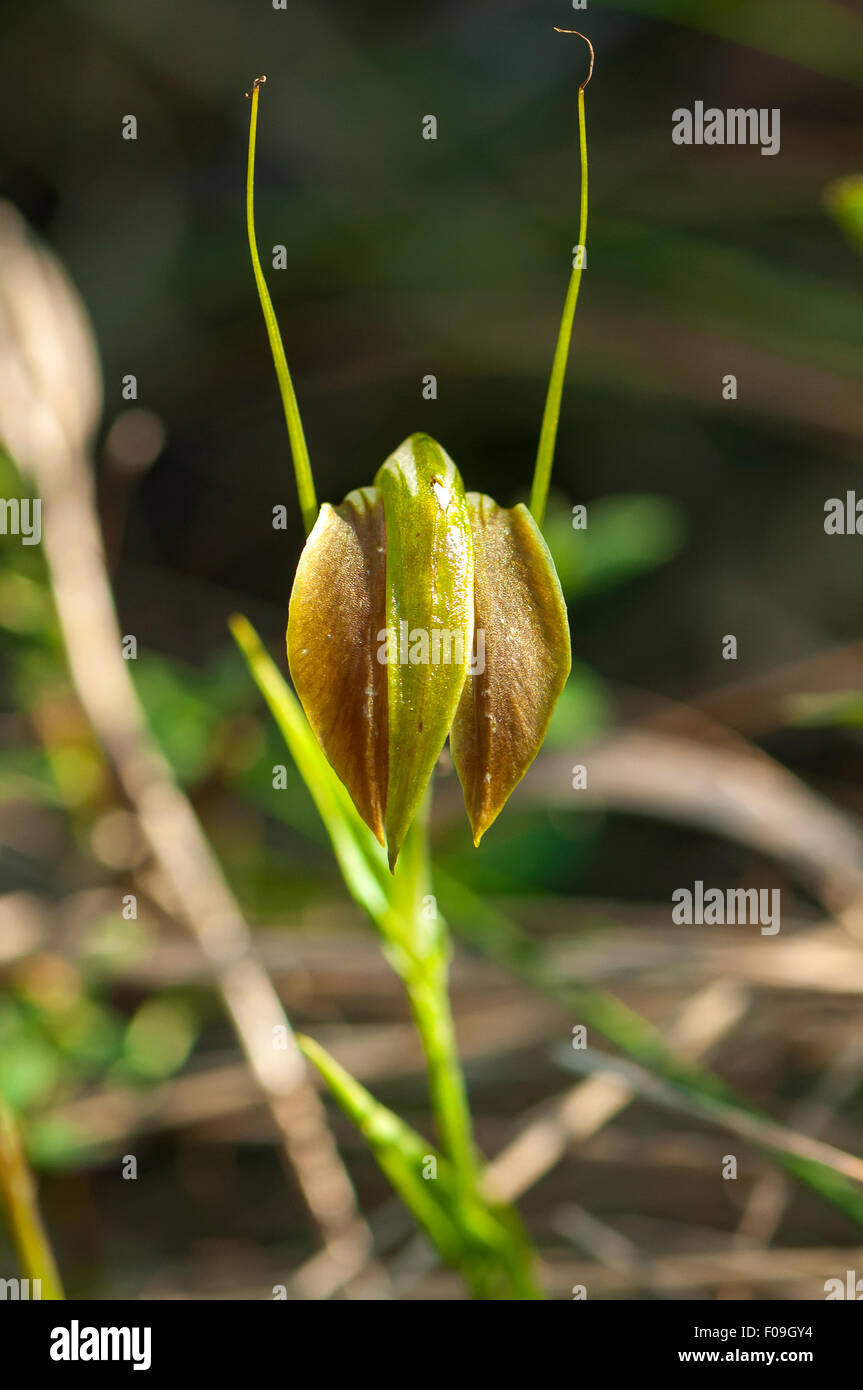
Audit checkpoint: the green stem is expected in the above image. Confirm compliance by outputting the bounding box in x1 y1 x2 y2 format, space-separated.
529 82 589 530
389 800 479 1200
391 815 541 1297
0 1093 64 1299
407 960 478 1198
246 78 318 537
231 618 541 1295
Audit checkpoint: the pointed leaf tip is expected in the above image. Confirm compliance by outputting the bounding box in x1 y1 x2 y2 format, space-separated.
450 496 571 844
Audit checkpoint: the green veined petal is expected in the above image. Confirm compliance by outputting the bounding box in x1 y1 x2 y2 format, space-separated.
374 434 474 869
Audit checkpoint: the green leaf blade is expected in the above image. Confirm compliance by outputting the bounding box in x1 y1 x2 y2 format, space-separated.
298 1033 542 1298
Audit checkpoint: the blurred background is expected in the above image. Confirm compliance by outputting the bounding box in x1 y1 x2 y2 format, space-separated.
1 0 862 1298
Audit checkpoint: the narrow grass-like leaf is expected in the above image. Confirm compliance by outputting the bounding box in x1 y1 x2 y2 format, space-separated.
297 1033 467 1264
233 617 541 1292
233 616 450 967
232 615 453 963
230 615 391 922
298 1033 541 1298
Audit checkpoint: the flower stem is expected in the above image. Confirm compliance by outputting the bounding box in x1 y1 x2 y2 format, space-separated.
529 80 589 530
0 1093 64 1299
391 822 542 1297
408 959 478 1197
388 798 479 1199
246 77 318 537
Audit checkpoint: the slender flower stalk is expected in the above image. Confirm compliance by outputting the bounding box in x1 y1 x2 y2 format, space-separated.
0 1093 64 1299
246 76 318 536
529 30 592 529
387 796 479 1199
231 618 540 1295
408 966 478 1197
232 614 481 1194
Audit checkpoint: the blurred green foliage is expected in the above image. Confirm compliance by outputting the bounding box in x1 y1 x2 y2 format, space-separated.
827 175 863 257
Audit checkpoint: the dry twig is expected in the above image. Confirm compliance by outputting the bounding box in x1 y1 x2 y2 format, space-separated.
0 202 384 1295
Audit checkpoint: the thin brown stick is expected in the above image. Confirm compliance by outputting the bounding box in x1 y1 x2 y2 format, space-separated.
716 1038 863 1299
409 1244 863 1301
485 979 750 1204
0 201 385 1296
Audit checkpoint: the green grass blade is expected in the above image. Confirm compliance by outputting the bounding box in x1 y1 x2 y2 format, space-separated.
230 615 465 965
229 614 391 919
231 616 540 1292
230 619 486 1199
230 615 444 966
298 1034 466 1263
298 1034 541 1298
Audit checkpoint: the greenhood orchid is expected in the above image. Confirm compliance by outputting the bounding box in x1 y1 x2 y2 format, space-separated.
287 432 571 869
238 33 593 1299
